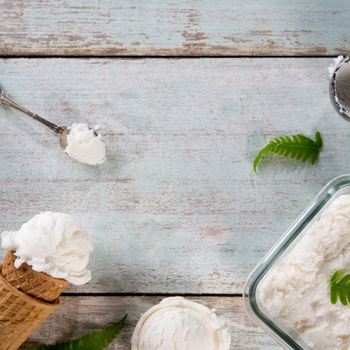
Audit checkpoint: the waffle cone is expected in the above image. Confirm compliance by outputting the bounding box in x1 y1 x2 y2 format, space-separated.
2 251 69 302
0 265 60 350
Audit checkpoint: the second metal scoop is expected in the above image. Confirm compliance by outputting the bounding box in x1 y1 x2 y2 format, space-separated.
0 90 70 150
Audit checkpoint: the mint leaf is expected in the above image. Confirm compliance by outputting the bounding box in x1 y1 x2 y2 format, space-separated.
253 131 323 173
30 314 127 350
330 270 350 306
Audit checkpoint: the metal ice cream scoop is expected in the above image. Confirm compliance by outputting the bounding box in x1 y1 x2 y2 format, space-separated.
329 56 350 121
0 89 98 149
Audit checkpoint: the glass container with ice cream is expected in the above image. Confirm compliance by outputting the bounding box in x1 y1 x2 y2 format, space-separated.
245 174 350 350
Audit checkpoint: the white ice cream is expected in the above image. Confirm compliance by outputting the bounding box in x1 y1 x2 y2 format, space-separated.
1 212 93 285
65 123 107 165
258 195 350 349
131 297 231 350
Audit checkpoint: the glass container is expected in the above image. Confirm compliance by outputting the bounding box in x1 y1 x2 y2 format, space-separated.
245 174 350 350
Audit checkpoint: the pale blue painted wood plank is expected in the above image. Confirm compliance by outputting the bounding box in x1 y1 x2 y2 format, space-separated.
0 58 344 294
0 0 349 56
23 296 281 350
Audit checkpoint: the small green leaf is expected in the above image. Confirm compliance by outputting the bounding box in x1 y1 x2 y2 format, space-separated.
253 131 323 173
30 314 127 350
330 270 350 306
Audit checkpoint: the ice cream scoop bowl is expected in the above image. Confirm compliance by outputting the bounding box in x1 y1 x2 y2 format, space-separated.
329 56 350 121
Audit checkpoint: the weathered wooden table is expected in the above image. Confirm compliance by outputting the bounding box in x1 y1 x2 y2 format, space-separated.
0 1 349 349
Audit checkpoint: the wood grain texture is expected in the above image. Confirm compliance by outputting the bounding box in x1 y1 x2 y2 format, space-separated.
0 58 345 294
0 0 349 56
21 296 281 349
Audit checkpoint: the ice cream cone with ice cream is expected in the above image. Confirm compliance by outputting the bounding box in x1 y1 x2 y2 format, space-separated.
0 212 93 350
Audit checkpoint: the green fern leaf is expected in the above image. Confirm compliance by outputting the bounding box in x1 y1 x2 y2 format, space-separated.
30 314 127 350
330 270 350 306
253 131 323 173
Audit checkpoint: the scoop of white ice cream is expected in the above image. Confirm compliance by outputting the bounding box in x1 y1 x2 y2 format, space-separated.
65 123 107 165
1 212 93 285
131 297 231 350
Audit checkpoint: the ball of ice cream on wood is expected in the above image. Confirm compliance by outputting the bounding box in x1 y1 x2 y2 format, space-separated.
131 297 231 350
0 212 93 350
64 123 107 165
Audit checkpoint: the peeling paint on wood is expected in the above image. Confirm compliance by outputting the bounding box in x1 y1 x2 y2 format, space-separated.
0 2 341 348
0 0 349 56
0 58 345 294
22 296 281 350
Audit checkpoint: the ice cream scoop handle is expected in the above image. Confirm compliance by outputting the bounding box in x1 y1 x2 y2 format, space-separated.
0 90 65 134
